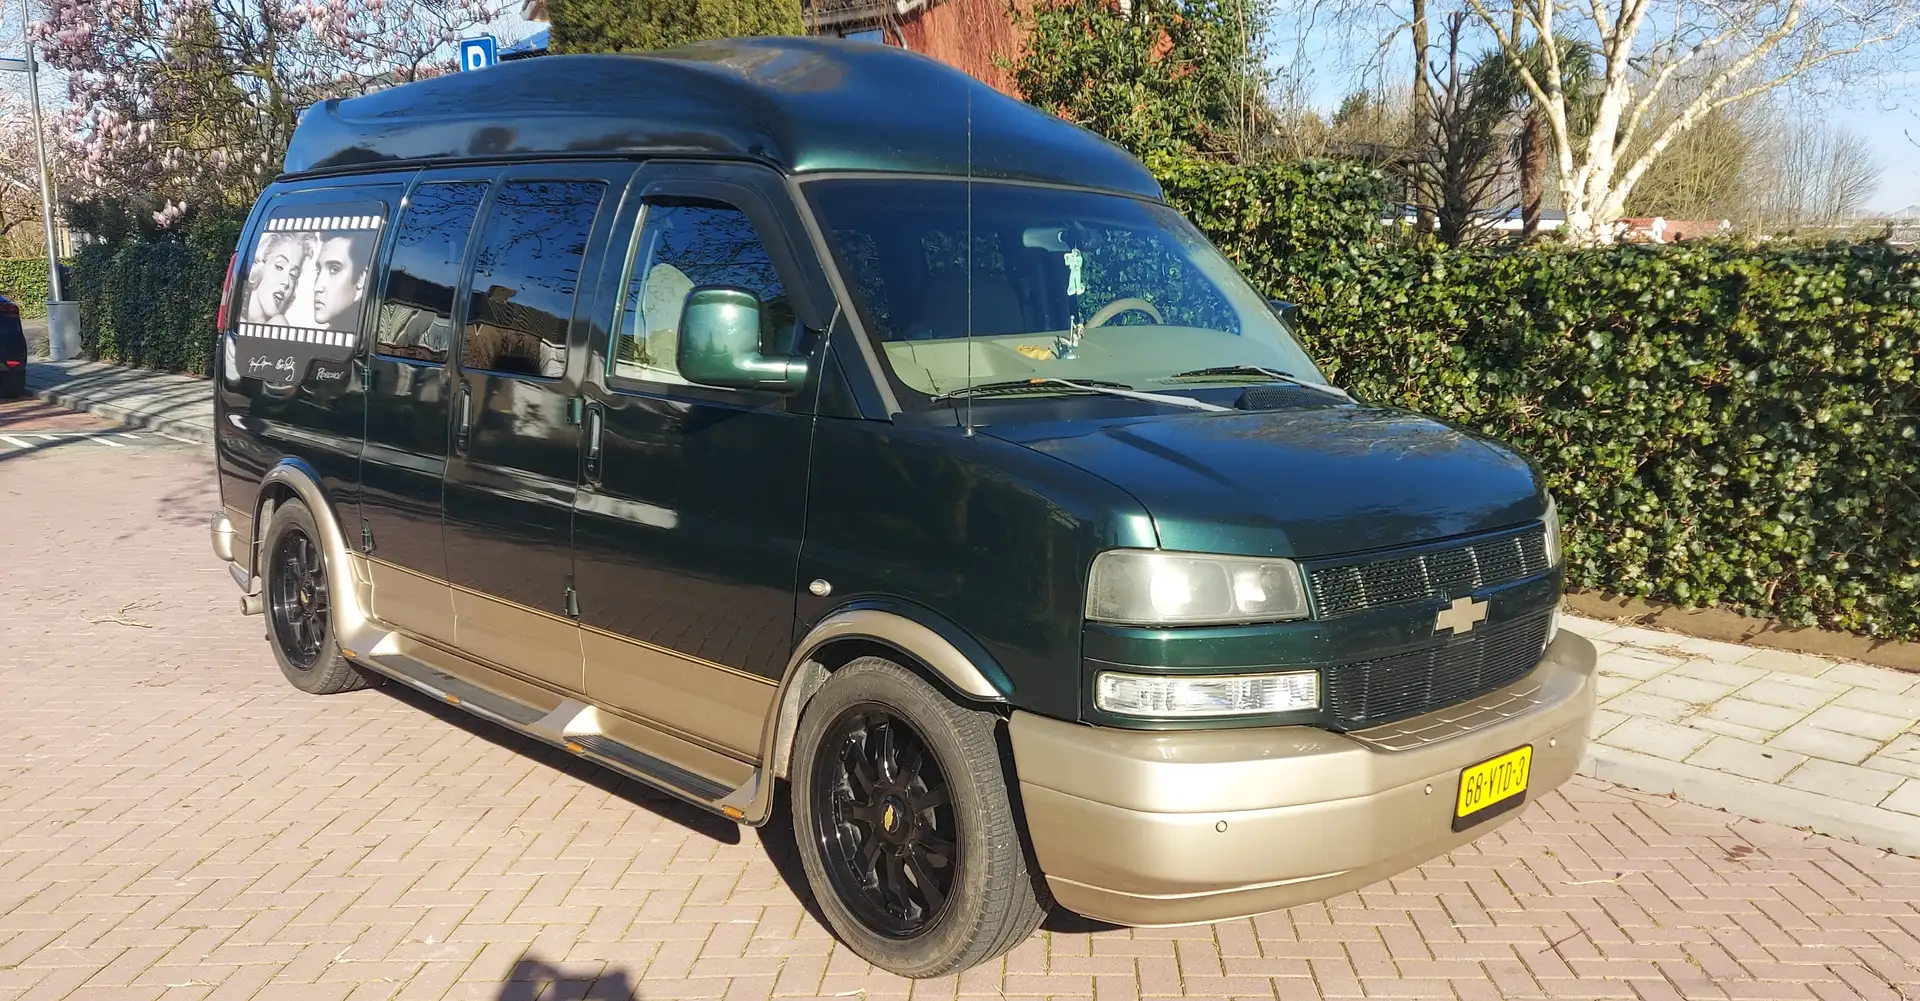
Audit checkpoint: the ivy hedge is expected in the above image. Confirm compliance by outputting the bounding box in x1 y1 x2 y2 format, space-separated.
1160 156 1920 639
71 220 237 376
0 258 64 318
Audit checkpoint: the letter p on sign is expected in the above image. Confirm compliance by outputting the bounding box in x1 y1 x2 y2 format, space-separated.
459 35 497 71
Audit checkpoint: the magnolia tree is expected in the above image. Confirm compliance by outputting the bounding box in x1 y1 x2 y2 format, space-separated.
0 90 65 254
35 0 503 220
1455 0 1920 241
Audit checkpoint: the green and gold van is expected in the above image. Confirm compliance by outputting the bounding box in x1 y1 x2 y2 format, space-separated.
211 37 1596 978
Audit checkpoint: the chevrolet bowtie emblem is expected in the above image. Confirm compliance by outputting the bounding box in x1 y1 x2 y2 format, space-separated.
882 803 897 832
1434 596 1489 635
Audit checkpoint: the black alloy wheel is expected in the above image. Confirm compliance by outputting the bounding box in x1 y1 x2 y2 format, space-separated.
788 655 1046 977
268 526 329 671
811 704 960 938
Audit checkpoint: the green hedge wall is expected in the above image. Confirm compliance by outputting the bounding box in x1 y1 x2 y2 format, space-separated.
0 258 67 318
72 229 232 376
1161 157 1920 639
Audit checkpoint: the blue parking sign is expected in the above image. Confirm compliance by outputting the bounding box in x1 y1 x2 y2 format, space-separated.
459 35 498 71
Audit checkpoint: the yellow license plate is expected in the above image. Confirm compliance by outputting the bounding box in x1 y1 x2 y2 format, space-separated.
1453 745 1533 830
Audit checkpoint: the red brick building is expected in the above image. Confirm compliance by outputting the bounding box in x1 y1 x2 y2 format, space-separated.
801 0 1031 96
515 0 1037 97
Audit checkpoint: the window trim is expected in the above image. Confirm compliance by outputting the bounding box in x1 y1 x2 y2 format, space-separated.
455 175 613 383
372 176 493 368
604 195 801 399
594 171 823 409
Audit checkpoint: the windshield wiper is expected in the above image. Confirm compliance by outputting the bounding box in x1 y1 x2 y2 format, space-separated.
933 377 1228 412
1168 365 1353 402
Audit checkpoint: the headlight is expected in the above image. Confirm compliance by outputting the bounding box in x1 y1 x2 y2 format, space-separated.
1095 670 1320 717
1086 550 1309 625
1542 492 1562 567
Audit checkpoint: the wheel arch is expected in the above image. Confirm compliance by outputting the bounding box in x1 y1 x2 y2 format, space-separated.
752 601 1013 820
250 459 374 643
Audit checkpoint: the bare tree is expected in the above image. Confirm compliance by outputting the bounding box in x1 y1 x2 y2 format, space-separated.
1751 111 1885 229
1621 101 1761 222
1455 0 1920 242
1413 14 1518 244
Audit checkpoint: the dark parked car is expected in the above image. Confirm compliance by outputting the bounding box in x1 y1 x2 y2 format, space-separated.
0 293 26 398
208 38 1596 978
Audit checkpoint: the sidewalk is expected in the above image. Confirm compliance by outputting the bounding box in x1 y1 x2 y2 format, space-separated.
18 357 1920 856
1574 613 1920 855
22 357 216 444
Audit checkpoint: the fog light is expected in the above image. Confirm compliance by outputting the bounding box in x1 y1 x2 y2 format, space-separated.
1095 670 1319 718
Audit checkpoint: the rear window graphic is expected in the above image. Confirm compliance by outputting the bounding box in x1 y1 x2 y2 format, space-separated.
232 203 386 387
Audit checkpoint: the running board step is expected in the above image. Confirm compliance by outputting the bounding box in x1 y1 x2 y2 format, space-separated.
370 653 550 726
353 643 761 821
568 734 731 802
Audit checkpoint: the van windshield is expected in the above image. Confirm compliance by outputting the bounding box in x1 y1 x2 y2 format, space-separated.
805 177 1326 401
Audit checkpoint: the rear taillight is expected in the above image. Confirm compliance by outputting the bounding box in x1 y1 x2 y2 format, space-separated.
215 252 238 331
0 300 17 317
4 359 19 367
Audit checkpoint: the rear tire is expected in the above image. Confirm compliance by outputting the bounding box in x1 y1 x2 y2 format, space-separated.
260 498 368 695
790 656 1047 978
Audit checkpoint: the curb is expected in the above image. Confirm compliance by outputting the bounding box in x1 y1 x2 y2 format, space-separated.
1568 591 1920 675
28 377 215 446
1581 745 1920 858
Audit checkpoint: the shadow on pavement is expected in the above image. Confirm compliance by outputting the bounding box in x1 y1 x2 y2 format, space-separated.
750 783 831 930
494 957 640 1000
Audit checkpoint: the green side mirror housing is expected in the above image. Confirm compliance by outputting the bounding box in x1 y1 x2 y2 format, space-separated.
676 286 809 393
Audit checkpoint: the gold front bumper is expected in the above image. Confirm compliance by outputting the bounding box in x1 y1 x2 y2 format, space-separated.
1009 631 1597 927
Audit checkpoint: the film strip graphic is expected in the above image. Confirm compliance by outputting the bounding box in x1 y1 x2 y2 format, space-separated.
238 322 357 347
264 214 383 231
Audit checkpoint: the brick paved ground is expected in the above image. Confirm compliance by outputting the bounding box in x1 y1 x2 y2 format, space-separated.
3 444 1919 1001
1 396 129 432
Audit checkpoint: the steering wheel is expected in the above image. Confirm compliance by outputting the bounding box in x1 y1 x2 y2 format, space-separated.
1085 297 1165 329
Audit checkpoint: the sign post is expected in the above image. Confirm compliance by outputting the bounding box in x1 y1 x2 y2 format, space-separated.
459 35 498 72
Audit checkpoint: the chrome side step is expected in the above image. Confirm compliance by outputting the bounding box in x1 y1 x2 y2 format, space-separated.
569 735 731 802
374 652 549 726
347 632 762 822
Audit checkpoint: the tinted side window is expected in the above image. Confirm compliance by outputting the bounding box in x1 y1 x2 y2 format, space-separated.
462 180 606 378
375 181 487 364
611 200 798 386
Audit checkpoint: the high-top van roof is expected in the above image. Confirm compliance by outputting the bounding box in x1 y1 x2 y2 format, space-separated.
280 36 1163 200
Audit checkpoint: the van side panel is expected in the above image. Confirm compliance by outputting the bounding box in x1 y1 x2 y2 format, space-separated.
216 181 405 563
360 174 489 646
795 419 1157 720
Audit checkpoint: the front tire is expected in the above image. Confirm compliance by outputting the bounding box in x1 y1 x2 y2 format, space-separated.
790 657 1047 978
260 498 368 695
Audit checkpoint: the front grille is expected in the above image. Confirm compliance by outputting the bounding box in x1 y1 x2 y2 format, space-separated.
1309 526 1550 619
1325 609 1553 729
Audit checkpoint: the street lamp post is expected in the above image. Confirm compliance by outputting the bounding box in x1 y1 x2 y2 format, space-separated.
2 0 71 358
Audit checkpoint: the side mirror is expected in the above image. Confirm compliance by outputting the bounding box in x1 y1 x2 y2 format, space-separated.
1268 299 1302 327
676 287 809 393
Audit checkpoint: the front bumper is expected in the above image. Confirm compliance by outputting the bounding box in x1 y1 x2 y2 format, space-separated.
1010 630 1597 926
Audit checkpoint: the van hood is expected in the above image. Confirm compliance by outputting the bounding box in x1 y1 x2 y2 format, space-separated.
984 404 1544 559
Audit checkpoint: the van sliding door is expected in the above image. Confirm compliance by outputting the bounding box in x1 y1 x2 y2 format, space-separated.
440 163 633 695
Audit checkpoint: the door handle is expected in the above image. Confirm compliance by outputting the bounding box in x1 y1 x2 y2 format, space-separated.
455 383 472 454
584 402 605 484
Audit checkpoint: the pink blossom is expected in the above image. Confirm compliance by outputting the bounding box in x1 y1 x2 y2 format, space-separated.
37 0 505 210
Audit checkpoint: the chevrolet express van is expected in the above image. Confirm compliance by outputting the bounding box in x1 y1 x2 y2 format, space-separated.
210 37 1597 977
